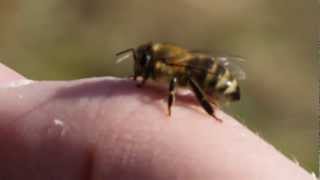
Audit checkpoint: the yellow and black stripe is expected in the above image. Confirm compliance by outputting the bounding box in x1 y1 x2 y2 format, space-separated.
186 57 240 102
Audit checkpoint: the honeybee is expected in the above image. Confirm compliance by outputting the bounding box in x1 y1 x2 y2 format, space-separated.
116 42 245 121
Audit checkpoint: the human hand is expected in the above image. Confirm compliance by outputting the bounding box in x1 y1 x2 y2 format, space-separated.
0 63 315 180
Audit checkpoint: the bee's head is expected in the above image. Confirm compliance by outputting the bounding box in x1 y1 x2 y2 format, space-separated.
133 43 153 79
116 43 153 79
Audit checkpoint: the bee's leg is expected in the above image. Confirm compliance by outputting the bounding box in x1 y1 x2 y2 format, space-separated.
136 76 148 88
137 64 153 87
168 77 177 116
188 77 222 122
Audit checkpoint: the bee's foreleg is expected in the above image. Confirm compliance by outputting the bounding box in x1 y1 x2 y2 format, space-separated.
135 74 149 87
136 77 146 88
168 77 177 116
188 77 222 122
137 63 153 88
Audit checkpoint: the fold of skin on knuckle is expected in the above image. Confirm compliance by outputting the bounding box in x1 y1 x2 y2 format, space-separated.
0 77 314 180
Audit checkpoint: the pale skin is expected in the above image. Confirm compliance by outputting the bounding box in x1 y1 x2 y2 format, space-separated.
0 63 315 180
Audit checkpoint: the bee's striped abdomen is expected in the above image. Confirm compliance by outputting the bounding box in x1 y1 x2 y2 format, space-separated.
205 62 240 101
205 62 225 89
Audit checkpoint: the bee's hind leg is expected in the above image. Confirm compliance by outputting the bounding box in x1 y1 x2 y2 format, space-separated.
188 77 222 122
167 77 178 116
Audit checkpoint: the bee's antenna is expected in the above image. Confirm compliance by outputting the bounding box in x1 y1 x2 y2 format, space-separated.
115 48 137 64
116 48 133 56
116 48 137 63
116 48 137 59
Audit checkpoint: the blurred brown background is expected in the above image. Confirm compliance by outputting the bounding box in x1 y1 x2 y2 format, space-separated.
0 0 318 174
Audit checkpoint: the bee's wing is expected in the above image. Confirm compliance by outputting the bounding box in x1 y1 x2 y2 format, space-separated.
189 51 246 80
163 53 246 80
215 56 246 80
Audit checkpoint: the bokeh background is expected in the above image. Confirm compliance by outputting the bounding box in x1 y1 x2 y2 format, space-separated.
0 0 318 174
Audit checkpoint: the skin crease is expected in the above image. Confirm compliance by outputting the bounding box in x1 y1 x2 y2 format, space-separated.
0 64 315 180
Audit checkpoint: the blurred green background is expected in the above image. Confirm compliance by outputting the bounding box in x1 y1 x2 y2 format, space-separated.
0 0 318 174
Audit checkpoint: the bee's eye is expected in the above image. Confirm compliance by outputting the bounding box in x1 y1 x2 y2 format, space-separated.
140 53 151 66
